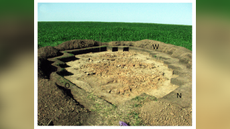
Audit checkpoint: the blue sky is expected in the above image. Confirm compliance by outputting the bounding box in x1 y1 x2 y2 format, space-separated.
38 3 192 25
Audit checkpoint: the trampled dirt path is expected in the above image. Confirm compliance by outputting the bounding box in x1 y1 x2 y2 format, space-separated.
38 39 192 126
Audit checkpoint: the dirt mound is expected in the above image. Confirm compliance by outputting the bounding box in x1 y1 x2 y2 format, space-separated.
38 46 62 59
54 39 100 51
107 41 134 46
38 77 91 126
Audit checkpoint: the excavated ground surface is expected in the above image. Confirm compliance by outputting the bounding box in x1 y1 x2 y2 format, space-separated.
64 50 178 105
38 39 192 126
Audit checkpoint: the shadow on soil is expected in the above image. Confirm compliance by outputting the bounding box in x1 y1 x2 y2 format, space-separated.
69 46 107 55
39 60 58 79
58 56 79 62
56 83 85 109
57 68 74 76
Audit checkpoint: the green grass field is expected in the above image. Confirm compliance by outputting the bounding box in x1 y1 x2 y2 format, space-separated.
38 22 192 51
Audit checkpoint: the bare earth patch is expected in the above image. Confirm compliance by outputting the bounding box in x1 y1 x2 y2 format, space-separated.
64 50 179 105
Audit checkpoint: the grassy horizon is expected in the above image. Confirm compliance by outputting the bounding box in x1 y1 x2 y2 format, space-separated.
38 22 192 51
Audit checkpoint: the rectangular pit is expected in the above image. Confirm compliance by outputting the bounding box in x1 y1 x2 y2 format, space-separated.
123 47 129 51
112 47 118 52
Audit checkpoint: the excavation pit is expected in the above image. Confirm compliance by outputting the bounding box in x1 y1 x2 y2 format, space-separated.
123 47 129 51
62 49 179 105
39 39 192 126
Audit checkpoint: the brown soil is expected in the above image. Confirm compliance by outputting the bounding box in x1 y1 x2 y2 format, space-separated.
54 39 100 51
38 39 192 126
